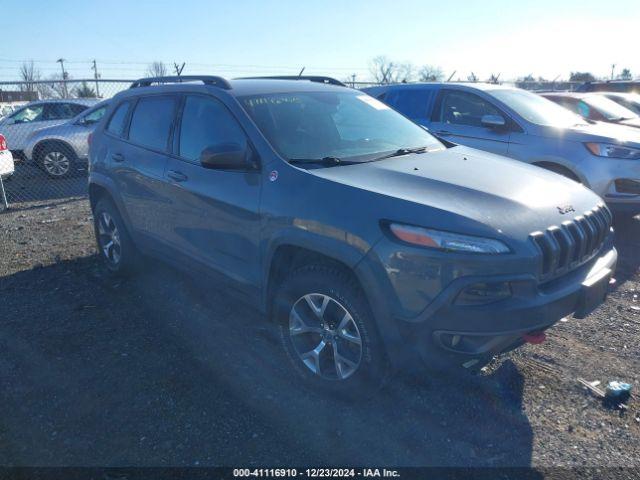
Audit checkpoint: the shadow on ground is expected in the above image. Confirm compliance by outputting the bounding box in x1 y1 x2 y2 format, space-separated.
0 255 535 468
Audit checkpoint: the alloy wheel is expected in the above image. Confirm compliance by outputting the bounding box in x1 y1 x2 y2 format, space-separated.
97 211 121 265
289 293 363 380
43 151 70 177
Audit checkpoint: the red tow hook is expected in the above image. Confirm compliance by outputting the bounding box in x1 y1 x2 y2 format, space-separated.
523 331 546 344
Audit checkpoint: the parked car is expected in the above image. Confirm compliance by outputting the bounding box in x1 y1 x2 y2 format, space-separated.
595 92 640 116
0 99 98 158
541 92 640 129
363 83 640 217
577 81 640 94
22 100 110 178
0 134 14 179
88 75 617 392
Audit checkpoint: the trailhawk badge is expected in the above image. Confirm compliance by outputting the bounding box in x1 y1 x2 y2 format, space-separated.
557 205 575 215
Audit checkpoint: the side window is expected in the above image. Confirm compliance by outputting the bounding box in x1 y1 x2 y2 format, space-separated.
83 106 107 124
438 90 501 127
43 103 76 120
11 104 44 123
386 89 434 120
129 96 176 151
106 102 131 137
178 95 248 162
70 104 88 116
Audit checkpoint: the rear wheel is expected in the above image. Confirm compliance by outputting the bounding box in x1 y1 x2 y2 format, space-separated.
93 198 138 275
38 144 76 178
274 264 387 396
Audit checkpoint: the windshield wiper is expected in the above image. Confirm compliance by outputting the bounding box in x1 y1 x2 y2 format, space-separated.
289 156 349 167
371 146 429 162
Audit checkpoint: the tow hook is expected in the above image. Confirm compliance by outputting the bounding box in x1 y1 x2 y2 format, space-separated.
523 331 546 344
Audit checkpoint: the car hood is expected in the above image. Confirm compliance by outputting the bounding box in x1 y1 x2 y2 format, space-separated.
539 121 640 146
310 145 604 241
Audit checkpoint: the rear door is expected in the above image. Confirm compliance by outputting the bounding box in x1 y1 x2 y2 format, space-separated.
429 89 511 154
162 94 262 293
111 95 178 249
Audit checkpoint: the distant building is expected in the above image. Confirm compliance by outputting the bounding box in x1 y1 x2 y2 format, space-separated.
0 90 38 102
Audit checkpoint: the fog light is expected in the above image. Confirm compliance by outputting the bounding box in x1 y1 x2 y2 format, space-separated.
455 282 512 305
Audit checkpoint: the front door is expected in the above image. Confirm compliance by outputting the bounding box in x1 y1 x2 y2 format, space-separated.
429 89 511 155
162 94 262 293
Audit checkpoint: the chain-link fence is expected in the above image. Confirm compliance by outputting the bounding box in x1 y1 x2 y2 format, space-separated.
0 79 131 210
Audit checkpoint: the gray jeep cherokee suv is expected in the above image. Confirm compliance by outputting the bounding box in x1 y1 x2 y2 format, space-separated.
88 75 617 392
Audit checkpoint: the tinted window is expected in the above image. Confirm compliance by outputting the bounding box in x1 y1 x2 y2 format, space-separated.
70 104 88 116
386 89 434 120
106 102 131 137
438 91 501 127
129 96 176 151
44 103 79 120
11 104 44 123
179 95 247 162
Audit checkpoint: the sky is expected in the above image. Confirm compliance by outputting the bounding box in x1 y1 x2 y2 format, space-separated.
1 0 639 82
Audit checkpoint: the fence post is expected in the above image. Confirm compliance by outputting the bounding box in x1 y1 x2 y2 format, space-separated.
0 176 8 211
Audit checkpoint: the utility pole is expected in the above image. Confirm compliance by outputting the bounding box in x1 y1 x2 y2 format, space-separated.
173 62 185 77
611 64 616 80
91 59 101 97
57 58 68 98
351 73 356 88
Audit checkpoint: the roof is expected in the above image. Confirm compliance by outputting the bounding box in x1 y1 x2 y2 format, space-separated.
539 91 588 99
363 82 515 92
28 98 100 106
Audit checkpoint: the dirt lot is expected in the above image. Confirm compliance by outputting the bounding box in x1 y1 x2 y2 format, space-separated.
0 198 639 468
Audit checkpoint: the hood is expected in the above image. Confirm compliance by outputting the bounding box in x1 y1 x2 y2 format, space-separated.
539 121 640 146
310 145 604 241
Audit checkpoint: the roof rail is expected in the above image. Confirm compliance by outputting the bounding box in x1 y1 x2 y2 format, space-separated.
129 75 232 90
237 75 347 87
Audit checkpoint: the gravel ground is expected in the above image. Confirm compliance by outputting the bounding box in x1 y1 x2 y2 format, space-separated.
0 198 639 468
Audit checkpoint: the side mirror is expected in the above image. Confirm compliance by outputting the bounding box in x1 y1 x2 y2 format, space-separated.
200 142 252 170
481 114 506 129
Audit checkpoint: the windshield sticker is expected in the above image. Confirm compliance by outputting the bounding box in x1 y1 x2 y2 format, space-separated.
356 95 390 110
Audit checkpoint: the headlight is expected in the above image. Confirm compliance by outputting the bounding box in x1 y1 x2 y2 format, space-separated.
585 142 640 159
388 223 510 254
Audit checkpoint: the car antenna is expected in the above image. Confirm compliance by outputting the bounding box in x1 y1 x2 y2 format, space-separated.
447 70 456 82
298 67 306 77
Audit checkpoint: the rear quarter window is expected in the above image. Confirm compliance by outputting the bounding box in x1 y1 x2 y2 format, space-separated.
106 101 131 137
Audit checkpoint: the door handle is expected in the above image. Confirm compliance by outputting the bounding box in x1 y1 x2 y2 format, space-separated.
111 153 125 162
167 170 188 182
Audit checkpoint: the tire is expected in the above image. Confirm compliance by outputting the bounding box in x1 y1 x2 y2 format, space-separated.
93 197 138 275
274 264 388 397
38 143 76 179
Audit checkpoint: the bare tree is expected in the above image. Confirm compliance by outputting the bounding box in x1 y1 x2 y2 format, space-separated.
417 65 444 82
569 72 596 82
617 68 632 80
146 61 168 77
369 56 414 84
19 61 41 92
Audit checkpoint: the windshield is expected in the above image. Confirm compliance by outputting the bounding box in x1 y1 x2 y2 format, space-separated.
582 95 638 121
239 91 443 162
490 88 587 128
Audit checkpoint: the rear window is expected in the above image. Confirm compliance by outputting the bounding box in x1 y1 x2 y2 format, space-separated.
106 102 131 137
128 96 176 151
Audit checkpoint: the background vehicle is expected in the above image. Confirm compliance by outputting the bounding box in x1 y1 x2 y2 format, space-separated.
363 83 640 216
88 76 616 392
577 81 640 94
541 92 640 129
0 99 97 157
23 100 109 178
0 104 25 119
0 134 14 179
595 92 640 116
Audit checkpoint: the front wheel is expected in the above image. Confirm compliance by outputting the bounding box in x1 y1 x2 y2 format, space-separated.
274 265 388 396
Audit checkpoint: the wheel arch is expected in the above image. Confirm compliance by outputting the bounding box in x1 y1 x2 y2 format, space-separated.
531 160 583 183
33 138 77 162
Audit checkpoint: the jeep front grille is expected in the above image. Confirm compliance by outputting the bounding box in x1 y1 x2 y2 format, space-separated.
529 204 612 280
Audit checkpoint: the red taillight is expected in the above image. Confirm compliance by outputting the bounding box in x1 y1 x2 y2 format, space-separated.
0 134 7 151
87 133 93 147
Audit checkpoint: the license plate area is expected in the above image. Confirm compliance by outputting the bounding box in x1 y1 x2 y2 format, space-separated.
574 268 611 319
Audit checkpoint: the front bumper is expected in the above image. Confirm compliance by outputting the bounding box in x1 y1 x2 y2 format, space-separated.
393 246 617 372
